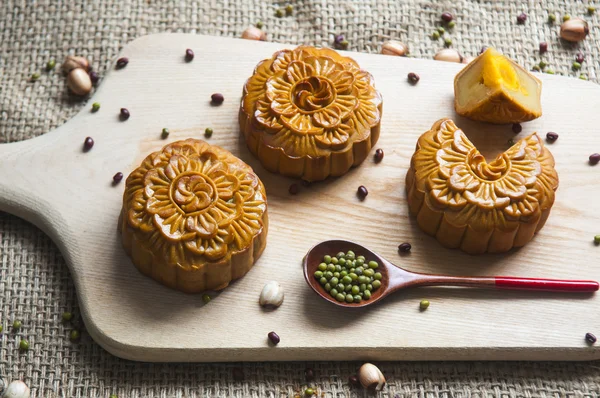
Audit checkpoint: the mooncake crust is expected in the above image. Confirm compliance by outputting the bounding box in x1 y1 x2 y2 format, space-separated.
119 139 268 293
406 119 558 254
240 45 383 181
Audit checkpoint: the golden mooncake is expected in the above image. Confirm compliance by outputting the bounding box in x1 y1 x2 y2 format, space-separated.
240 46 383 181
119 139 268 293
406 119 558 254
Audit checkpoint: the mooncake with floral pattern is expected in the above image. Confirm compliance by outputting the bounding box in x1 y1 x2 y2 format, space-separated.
406 119 558 254
119 139 268 293
240 46 383 181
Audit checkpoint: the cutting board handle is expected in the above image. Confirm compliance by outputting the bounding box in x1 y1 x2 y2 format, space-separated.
0 137 49 226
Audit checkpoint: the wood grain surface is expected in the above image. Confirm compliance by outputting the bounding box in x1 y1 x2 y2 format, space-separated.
0 34 599 362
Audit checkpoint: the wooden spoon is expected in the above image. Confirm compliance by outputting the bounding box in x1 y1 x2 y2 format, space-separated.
303 240 599 308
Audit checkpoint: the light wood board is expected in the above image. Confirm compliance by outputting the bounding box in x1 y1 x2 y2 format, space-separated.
1 34 600 362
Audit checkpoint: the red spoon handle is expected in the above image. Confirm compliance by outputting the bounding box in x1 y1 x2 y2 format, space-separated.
495 277 599 292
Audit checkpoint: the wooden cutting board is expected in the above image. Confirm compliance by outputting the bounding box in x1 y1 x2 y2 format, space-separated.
1 34 599 362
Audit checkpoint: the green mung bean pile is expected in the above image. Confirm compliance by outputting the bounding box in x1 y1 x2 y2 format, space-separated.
314 250 382 303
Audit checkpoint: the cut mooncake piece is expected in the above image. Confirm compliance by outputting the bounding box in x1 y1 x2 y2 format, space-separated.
406 119 558 254
119 139 268 293
240 45 383 182
454 47 542 124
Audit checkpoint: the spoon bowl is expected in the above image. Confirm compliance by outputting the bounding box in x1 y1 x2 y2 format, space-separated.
303 240 599 308
303 239 409 308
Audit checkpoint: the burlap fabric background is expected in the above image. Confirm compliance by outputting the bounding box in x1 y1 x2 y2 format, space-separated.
1 0 600 397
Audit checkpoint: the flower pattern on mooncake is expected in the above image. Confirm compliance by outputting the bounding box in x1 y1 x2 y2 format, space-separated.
406 119 558 254
120 139 268 293
240 46 382 181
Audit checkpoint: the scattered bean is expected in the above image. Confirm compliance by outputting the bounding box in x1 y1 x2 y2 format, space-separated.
420 300 430 310
185 49 194 62
593 235 600 245
539 42 548 53
120 108 130 120
268 331 280 345
202 294 211 304
256 21 264 29
211 93 224 105
285 5 293 15
512 123 522 134
576 53 585 63
381 40 408 56
62 312 73 322
46 60 56 70
204 127 213 138
548 14 557 23
517 13 527 24
560 18 589 42
63 55 90 73
431 31 440 40
374 148 384 163
67 68 92 95
112 172 123 184
92 102 100 112
83 137 94 151
161 128 169 139
4 381 30 397
407 72 420 84
563 14 571 21
357 185 368 200
13 320 22 330
441 12 453 22
573 62 582 70
304 388 314 396
242 26 267 41
434 48 462 63
89 71 99 84
546 132 559 142
116 57 129 69
275 9 284 18
358 363 386 391
398 242 412 253
70 329 81 341
448 21 456 28
590 153 600 165
19 340 29 351
586 332 597 344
